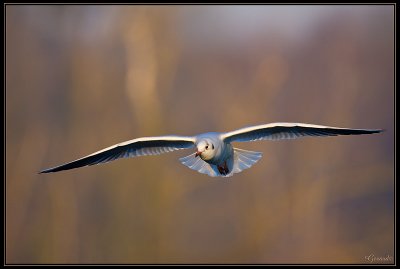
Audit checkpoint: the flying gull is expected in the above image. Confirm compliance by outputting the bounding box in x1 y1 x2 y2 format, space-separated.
39 122 382 177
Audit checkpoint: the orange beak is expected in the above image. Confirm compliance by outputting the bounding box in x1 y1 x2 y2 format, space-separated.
195 151 202 157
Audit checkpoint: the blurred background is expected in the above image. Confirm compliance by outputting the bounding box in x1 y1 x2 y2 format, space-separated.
6 5 394 264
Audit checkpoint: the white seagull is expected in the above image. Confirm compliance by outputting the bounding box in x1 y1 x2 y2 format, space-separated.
39 122 382 177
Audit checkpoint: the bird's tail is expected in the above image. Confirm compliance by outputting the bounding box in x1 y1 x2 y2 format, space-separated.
179 148 262 177
179 153 220 177
230 148 263 175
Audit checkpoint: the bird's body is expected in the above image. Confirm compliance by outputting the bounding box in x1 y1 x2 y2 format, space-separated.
181 132 238 176
39 122 382 177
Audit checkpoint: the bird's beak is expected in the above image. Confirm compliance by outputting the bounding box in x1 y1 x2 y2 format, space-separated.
195 151 202 157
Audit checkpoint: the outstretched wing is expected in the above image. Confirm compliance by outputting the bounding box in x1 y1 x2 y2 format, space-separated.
221 122 383 143
39 135 196 173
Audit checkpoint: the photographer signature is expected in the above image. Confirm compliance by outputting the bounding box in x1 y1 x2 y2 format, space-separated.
364 253 393 263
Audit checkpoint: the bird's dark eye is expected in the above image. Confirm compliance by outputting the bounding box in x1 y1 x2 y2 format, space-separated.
205 145 209 149
212 144 214 149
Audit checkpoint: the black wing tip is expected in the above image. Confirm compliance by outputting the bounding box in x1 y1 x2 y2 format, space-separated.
38 168 57 174
344 128 384 135
365 129 384 134
38 160 100 174
329 128 384 135
38 165 73 174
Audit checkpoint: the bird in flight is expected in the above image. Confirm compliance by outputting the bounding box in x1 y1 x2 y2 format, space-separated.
39 122 382 177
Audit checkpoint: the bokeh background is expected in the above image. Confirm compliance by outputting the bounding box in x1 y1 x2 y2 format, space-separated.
6 5 394 264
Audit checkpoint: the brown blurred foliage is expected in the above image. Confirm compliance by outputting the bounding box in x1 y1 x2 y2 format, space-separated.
5 5 394 264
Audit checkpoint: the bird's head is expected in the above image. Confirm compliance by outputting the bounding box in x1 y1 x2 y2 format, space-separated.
195 140 216 161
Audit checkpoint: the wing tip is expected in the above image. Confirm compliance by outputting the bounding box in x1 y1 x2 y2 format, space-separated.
38 168 56 174
38 164 74 174
365 129 384 134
